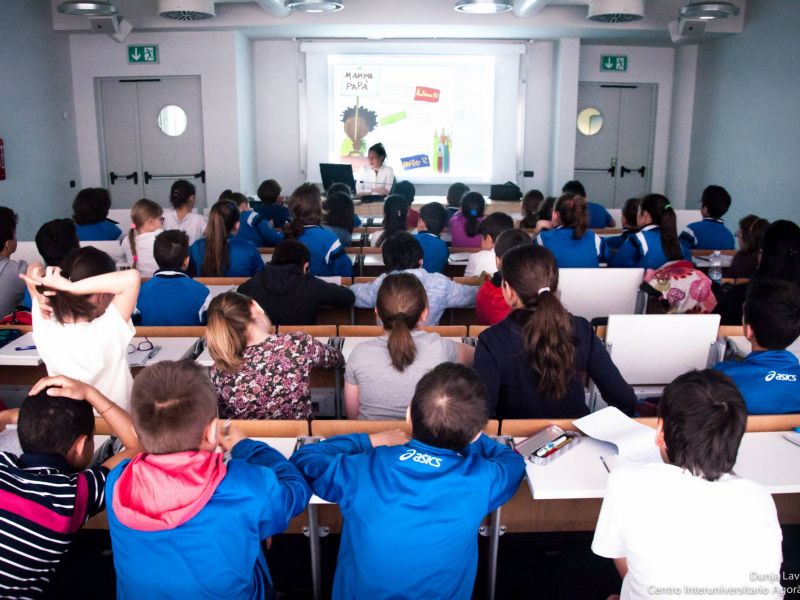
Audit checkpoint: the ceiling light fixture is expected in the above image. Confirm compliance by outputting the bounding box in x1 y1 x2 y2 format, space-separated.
57 0 119 16
287 0 344 12
679 1 740 20
454 0 513 14
586 0 644 23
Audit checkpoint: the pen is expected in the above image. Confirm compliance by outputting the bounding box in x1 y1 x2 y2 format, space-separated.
14 345 36 351
600 456 611 473
141 347 160 365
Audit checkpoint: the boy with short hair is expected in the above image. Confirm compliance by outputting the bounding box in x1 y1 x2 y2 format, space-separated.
291 363 525 600
21 218 83 309
414 202 449 273
715 278 800 413
106 360 311 599
135 230 211 326
350 232 477 325
253 178 291 229
0 206 27 317
238 239 355 325
475 228 531 325
445 182 470 219
0 375 138 598
592 369 782 599
465 212 515 277
680 185 735 249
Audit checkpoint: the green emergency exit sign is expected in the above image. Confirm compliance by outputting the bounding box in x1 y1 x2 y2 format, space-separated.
128 45 159 64
601 55 627 72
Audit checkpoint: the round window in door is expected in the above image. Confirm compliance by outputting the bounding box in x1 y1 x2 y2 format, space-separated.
157 105 188 137
577 107 604 136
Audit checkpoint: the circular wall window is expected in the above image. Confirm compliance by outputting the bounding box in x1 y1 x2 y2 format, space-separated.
157 105 188 137
577 107 604 136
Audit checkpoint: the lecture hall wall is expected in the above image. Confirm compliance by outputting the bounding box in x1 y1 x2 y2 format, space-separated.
2 1 798 239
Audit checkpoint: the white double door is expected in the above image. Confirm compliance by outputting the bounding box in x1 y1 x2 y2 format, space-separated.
574 82 656 208
98 76 206 209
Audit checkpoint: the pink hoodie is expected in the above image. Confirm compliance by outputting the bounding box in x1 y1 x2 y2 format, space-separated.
112 451 227 531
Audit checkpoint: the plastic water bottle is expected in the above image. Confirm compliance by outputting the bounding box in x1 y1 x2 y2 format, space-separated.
708 251 723 285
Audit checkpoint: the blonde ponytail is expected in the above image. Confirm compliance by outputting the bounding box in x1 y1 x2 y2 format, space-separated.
206 292 252 373
128 198 163 267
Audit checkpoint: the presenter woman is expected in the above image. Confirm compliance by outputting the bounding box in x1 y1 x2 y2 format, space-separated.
355 143 394 197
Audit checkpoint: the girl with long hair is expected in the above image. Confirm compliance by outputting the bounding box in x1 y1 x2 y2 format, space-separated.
610 194 691 269
206 291 343 419
188 200 263 277
323 191 358 247
535 193 608 267
519 189 544 229
370 194 408 247
285 183 353 277
730 214 769 278
344 273 474 420
448 191 486 248
473 244 635 418
122 198 163 277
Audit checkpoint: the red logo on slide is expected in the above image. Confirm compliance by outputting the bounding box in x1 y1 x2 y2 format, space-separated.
414 86 440 103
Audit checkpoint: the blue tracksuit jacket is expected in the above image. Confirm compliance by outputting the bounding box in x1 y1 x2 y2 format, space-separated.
290 433 525 600
297 225 353 277
715 350 800 414
609 224 692 269
680 218 735 250
536 226 608 267
414 232 449 273
237 210 284 247
188 236 264 277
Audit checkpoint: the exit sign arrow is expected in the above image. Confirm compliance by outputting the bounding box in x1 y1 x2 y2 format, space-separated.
131 49 141 61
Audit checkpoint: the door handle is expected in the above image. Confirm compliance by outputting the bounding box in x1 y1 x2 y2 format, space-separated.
607 165 616 177
144 170 205 185
109 171 138 185
620 166 646 178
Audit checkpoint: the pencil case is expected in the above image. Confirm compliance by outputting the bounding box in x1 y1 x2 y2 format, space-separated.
514 425 582 465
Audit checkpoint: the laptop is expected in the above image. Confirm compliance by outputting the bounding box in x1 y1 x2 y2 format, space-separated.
320 163 356 193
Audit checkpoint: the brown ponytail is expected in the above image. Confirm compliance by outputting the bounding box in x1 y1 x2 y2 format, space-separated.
206 291 253 373
286 183 323 239
201 200 239 276
376 273 428 372
460 192 486 238
501 245 575 400
128 198 163 267
641 194 682 260
555 192 588 239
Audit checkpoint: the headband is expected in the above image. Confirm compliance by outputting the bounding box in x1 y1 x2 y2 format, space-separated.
663 204 673 211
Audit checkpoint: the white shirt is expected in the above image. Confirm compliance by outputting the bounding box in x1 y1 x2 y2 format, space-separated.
355 164 394 195
121 229 162 278
464 249 496 277
162 209 207 246
32 298 135 411
592 463 783 600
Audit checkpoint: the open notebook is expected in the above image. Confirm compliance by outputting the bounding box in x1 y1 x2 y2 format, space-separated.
573 407 663 469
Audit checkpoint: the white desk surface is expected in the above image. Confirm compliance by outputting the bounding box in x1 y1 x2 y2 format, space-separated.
0 333 43 366
260 252 273 264
525 431 800 500
208 284 236 298
129 337 198 367
693 253 734 268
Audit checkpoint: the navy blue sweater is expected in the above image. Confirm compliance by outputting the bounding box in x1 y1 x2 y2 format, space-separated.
473 311 636 419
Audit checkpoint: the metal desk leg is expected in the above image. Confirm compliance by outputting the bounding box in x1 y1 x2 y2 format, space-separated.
303 504 329 600
479 506 505 600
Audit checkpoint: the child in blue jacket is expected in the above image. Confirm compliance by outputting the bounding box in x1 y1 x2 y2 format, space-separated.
188 200 264 277
680 185 735 250
291 363 525 600
610 194 691 270
536 193 608 267
223 190 284 248
715 278 800 414
106 360 311 600
286 183 353 277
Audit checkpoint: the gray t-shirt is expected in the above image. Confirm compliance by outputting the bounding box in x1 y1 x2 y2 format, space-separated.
345 330 459 420
0 257 27 318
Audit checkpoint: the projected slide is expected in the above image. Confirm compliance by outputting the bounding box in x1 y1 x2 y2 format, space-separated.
329 54 495 182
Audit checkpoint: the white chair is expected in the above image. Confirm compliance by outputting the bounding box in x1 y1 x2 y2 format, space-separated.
602 314 722 398
675 209 702 233
558 268 645 322
10 242 44 267
108 208 132 232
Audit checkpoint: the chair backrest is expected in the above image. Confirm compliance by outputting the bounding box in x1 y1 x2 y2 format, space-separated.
80 240 125 262
607 208 622 227
675 209 702 233
108 208 132 232
10 241 43 266
605 314 721 385
558 268 644 321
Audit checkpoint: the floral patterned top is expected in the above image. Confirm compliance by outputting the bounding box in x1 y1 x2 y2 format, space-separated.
210 331 343 420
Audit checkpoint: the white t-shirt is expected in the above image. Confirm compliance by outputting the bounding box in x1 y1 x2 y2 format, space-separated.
162 209 207 246
121 229 163 278
32 298 135 411
464 249 496 277
592 463 783 600
355 164 394 195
